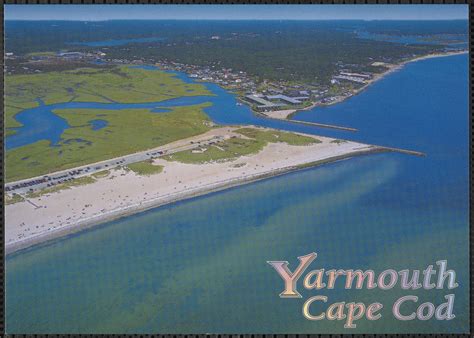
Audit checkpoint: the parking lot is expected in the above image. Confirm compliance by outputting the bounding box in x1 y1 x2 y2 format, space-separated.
6 135 224 195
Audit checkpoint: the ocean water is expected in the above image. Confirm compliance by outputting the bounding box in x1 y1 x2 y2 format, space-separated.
5 54 469 333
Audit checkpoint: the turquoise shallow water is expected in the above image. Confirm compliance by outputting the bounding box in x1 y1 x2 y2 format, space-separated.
6 54 469 333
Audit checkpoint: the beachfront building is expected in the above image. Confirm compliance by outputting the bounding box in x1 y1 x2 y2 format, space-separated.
333 75 367 84
340 71 372 79
245 95 285 111
266 94 310 105
57 51 85 59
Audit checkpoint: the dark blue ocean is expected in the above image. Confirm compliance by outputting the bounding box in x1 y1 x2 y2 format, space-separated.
5 54 469 333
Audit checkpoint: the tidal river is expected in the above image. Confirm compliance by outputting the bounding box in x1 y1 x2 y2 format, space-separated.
6 54 468 333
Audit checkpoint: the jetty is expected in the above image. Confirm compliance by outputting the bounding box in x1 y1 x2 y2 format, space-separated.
380 146 426 157
282 118 358 132
258 112 358 132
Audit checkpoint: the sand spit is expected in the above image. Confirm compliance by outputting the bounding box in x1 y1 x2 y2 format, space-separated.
5 127 384 254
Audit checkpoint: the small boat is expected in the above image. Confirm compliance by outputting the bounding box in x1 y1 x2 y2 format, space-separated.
236 102 243 106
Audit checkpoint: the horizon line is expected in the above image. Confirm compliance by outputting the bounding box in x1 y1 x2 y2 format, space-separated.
5 18 469 22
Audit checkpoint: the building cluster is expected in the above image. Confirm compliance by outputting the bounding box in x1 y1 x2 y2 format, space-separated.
245 80 348 111
331 71 373 85
36 50 108 62
244 93 311 112
155 60 258 91
154 60 351 111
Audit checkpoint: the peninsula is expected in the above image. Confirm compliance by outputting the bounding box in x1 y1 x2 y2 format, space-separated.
5 126 385 253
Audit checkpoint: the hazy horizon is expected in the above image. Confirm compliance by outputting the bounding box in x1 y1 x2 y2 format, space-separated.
4 18 469 22
4 5 468 21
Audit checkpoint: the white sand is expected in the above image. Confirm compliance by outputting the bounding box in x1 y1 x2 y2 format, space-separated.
261 109 296 119
5 127 383 254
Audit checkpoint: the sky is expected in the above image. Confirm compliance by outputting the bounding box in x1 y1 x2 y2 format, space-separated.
4 5 468 21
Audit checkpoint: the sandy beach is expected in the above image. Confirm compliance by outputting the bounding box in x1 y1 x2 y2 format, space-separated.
5 126 385 254
260 109 297 119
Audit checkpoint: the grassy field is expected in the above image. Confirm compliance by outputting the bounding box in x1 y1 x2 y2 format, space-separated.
6 103 212 182
163 137 266 164
4 65 212 132
127 160 164 176
25 51 57 57
165 127 321 164
5 193 25 205
25 176 96 199
234 127 320 145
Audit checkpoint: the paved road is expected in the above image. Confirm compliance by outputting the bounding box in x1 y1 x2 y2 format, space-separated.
6 135 224 195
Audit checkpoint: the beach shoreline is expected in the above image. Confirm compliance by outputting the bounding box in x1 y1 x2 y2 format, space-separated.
5 132 386 255
273 50 468 120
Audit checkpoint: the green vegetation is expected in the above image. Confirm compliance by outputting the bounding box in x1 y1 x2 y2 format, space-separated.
100 23 444 84
4 66 211 131
6 21 463 85
164 137 266 164
127 160 164 176
6 103 212 182
5 66 215 182
165 127 320 164
25 176 96 198
5 193 25 205
92 170 111 178
6 65 211 105
26 51 56 57
235 127 320 146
